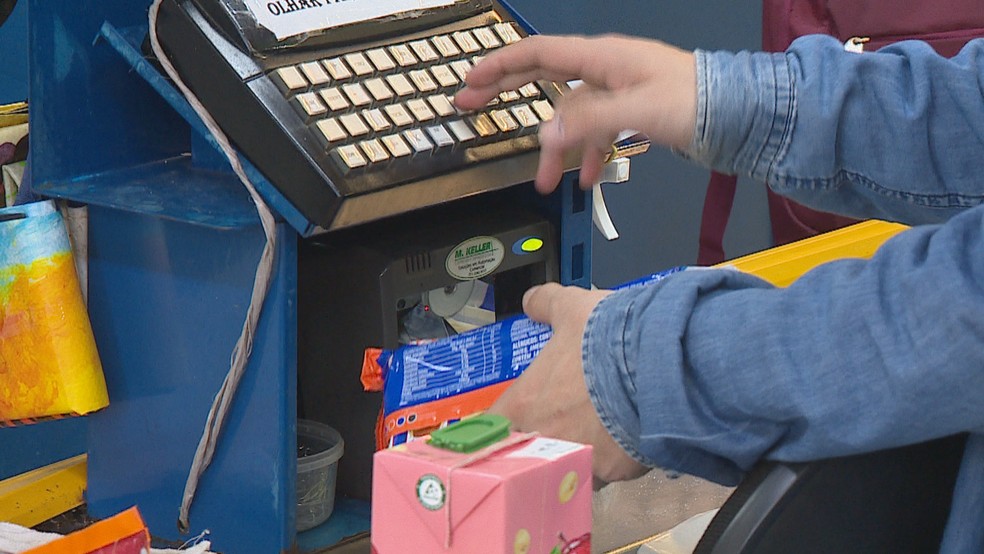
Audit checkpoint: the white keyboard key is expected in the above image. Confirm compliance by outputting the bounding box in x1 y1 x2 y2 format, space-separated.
403 128 434 154
385 74 415 96
342 83 372 107
334 144 367 170
322 58 352 80
294 92 326 117
490 109 519 132
344 52 374 76
365 48 397 72
469 113 498 137
449 60 473 82
409 69 438 93
531 99 555 121
364 78 394 102
447 119 477 142
315 118 347 144
339 112 370 137
426 124 455 149
381 134 412 158
359 139 390 163
427 94 456 117
519 83 540 98
362 108 392 132
384 104 415 127
406 98 436 122
388 44 418 67
409 39 440 62
494 22 522 44
273 66 307 92
429 65 458 88
452 30 481 53
510 104 540 128
499 90 521 103
319 87 349 111
431 34 460 57
473 27 502 50
298 61 330 86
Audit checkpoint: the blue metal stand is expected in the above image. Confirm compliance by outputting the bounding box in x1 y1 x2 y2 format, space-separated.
84 207 298 553
27 2 591 552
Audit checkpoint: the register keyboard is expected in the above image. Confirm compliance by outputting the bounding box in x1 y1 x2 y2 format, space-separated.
273 22 555 173
155 0 569 233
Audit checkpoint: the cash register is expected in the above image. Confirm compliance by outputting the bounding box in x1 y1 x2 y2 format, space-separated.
153 0 577 234
151 0 596 506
